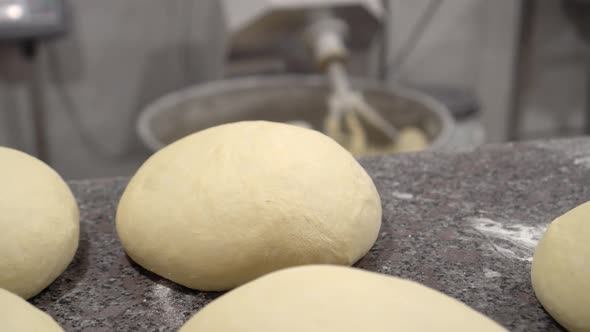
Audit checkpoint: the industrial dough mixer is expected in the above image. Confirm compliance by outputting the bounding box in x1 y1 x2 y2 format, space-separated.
137 0 455 156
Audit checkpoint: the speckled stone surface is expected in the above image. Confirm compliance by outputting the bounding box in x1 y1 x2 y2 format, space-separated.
30 138 590 331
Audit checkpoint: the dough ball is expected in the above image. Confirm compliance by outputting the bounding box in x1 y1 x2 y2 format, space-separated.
394 127 429 153
0 147 79 299
179 265 507 332
531 201 590 331
117 121 381 291
0 288 64 331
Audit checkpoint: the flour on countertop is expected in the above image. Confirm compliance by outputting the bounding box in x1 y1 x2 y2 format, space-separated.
391 191 414 200
469 217 546 262
150 283 183 326
574 156 590 168
379 265 392 273
483 268 502 278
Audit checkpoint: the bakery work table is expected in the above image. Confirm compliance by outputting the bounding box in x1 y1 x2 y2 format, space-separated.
31 138 590 331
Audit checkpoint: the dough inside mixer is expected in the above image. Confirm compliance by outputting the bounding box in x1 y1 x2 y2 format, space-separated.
324 110 429 157
289 115 430 157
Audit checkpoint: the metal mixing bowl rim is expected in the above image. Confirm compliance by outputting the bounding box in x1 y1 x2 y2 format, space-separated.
137 75 455 152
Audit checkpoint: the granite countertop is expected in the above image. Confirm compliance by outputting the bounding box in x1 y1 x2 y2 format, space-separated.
31 138 590 331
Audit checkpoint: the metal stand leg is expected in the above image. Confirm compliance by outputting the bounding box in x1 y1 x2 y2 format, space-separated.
22 40 50 163
507 0 536 141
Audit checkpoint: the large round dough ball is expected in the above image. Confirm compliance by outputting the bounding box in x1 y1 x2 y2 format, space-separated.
117 121 381 291
0 147 79 299
180 265 507 332
531 201 590 331
0 288 64 332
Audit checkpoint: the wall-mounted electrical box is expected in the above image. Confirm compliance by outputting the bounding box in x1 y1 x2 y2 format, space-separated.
0 0 66 40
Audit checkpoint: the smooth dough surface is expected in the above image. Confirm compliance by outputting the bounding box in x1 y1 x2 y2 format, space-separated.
0 288 64 331
0 147 79 299
180 265 507 332
0 288 64 332
531 201 590 331
117 121 381 291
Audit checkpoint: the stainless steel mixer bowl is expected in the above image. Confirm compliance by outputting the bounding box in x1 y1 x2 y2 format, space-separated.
137 76 455 152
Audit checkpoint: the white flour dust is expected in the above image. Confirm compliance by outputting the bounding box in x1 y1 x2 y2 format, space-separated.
574 156 590 168
483 268 502 278
151 283 182 326
391 191 414 200
469 217 546 262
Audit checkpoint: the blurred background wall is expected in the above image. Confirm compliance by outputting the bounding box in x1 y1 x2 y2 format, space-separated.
0 0 587 179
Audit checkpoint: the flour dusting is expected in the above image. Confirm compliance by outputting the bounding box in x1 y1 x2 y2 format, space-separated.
483 268 502 278
151 283 183 326
574 156 590 168
379 265 392 273
391 191 414 200
469 217 546 261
